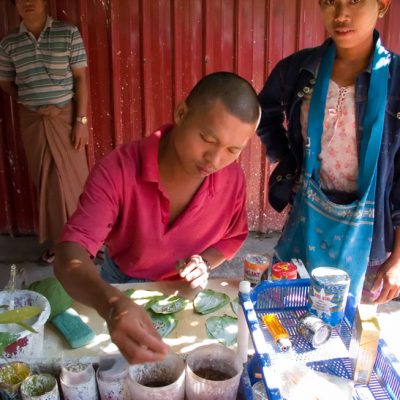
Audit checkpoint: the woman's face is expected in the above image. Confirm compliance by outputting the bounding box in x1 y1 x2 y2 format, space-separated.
319 0 390 51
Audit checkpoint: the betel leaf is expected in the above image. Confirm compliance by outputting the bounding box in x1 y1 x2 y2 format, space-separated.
206 315 238 347
0 332 19 355
149 312 177 338
0 306 42 324
123 289 135 298
150 295 189 314
123 289 165 309
123 289 165 300
16 322 38 334
193 289 230 315
230 297 239 316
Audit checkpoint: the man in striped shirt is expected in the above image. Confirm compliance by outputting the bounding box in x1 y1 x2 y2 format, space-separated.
0 0 89 264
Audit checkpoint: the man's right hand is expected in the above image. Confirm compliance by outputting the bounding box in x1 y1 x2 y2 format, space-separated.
106 295 169 364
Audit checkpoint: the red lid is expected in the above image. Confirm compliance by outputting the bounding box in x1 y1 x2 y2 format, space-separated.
272 262 297 279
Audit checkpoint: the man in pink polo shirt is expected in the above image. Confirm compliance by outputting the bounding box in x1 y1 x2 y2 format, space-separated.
54 72 260 364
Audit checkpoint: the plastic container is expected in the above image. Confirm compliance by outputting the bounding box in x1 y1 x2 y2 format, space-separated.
127 352 185 400
239 279 400 400
96 355 129 400
244 255 270 286
0 290 50 359
185 343 243 400
20 374 59 400
59 363 98 400
308 267 350 327
271 262 297 280
0 361 30 400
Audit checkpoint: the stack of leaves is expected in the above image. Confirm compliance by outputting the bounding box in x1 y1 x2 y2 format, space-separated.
193 289 230 314
194 289 238 346
123 288 239 346
0 305 42 354
205 315 238 346
123 289 188 338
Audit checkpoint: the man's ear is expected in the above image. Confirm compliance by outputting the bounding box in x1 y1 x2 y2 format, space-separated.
174 101 189 126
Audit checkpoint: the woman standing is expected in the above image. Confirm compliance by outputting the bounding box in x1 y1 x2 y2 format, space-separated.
258 0 399 306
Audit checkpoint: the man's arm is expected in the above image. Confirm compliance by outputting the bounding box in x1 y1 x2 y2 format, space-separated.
0 80 17 100
180 167 248 288
54 241 169 363
71 67 88 151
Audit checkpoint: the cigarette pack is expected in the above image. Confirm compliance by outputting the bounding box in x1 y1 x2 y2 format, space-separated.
350 304 380 385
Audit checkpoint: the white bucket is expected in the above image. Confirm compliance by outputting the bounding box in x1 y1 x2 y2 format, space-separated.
185 344 243 400
0 290 51 359
127 352 185 400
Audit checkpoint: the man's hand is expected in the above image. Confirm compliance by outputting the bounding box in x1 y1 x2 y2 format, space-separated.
372 256 400 303
107 295 169 364
72 122 88 151
178 255 211 289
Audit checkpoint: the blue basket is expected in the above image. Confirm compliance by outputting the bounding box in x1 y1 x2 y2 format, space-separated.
239 279 400 400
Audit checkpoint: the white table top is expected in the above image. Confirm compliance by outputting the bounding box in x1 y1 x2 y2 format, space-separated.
40 279 241 364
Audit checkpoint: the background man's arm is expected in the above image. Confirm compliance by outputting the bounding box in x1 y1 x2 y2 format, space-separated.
0 80 17 100
71 67 89 151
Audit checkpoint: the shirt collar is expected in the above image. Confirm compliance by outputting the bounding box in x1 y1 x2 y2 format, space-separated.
300 30 390 78
140 124 173 183
19 15 53 34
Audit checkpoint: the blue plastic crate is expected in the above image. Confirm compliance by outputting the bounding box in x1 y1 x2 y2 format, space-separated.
239 279 400 400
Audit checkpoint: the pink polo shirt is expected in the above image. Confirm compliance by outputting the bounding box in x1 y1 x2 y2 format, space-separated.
60 125 248 280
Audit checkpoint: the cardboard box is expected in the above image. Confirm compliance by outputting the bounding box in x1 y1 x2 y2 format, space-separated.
350 304 380 385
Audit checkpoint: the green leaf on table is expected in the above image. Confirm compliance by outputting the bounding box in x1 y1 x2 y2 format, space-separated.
0 332 19 355
0 306 42 324
149 312 177 338
206 315 238 346
16 322 38 334
123 289 165 309
150 295 189 314
230 297 239 316
193 289 230 315
124 289 165 300
122 289 135 298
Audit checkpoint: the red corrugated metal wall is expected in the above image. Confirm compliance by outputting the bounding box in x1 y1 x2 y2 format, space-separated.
1 0 399 236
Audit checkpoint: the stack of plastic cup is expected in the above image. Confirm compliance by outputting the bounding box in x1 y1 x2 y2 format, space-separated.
60 363 98 400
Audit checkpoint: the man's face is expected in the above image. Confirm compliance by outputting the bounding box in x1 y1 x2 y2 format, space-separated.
16 0 47 21
172 99 257 178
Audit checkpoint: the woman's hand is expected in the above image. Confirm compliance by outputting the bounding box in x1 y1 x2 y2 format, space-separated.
372 256 400 303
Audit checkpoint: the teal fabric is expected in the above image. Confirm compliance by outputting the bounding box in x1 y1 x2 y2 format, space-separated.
275 39 390 305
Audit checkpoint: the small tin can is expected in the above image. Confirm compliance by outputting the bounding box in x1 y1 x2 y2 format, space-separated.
244 254 270 286
271 262 297 280
297 313 332 348
307 267 350 327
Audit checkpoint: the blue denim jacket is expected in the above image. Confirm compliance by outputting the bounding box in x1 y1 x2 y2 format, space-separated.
257 33 400 264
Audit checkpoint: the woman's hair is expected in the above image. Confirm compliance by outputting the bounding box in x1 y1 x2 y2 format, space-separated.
186 71 260 124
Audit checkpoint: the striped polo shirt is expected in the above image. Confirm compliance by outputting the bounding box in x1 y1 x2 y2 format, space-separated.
0 16 87 108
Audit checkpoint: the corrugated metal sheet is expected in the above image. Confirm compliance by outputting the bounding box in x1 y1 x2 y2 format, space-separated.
1 0 399 236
